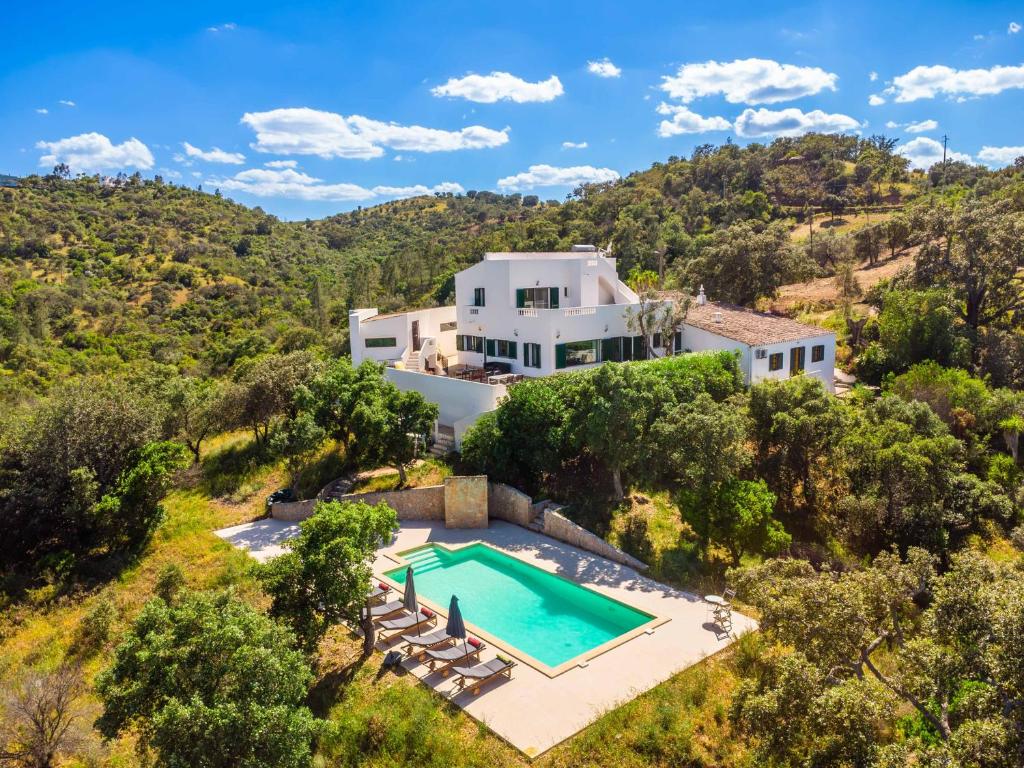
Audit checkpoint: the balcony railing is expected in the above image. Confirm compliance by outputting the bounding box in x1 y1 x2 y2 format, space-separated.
517 308 539 317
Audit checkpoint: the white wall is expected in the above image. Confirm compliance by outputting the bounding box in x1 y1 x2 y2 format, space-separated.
350 306 456 367
384 367 507 447
749 334 835 392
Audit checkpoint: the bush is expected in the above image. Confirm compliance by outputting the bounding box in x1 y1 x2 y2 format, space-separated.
154 563 186 603
76 595 118 654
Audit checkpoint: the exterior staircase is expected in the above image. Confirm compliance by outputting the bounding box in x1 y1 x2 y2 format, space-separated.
406 350 421 371
428 425 455 457
527 509 545 532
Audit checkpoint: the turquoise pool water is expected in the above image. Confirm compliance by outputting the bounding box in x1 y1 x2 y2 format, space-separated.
386 543 652 667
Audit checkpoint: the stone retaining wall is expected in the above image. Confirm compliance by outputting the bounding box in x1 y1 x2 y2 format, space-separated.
271 486 445 522
488 482 532 526
444 476 488 528
543 510 649 571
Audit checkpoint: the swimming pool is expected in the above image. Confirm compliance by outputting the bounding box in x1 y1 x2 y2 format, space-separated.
385 543 653 669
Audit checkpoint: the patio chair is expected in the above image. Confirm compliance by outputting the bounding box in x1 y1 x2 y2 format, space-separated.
450 656 516 696
399 628 453 660
424 637 486 676
369 599 405 619
367 582 392 605
377 608 437 641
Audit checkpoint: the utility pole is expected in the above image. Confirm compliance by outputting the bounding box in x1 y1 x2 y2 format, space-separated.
941 134 949 187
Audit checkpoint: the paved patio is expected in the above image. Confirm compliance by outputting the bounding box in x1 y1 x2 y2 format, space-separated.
216 517 756 757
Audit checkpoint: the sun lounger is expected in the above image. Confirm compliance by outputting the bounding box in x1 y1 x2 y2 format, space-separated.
367 582 392 605
450 656 516 695
424 637 485 676
369 599 408 619
377 608 436 641
399 628 453 659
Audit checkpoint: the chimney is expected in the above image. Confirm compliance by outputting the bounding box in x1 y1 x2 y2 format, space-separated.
713 311 724 324
697 285 706 306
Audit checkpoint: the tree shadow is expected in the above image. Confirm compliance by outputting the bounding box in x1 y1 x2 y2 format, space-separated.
307 655 368 717
198 436 275 498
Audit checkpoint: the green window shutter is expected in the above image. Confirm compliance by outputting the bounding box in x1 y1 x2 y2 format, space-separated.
516 289 525 308
633 336 647 360
549 287 559 309
509 341 517 359
456 335 464 352
555 343 566 369
486 338 495 356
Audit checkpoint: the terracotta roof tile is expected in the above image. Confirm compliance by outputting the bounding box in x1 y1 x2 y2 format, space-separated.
685 301 831 346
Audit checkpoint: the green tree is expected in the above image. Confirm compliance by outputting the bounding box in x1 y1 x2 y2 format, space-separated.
706 479 789 565
259 500 398 656
95 590 320 768
351 385 437 485
573 364 668 499
270 412 326 495
165 378 223 463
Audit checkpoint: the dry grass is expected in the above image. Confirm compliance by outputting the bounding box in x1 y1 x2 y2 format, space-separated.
351 459 453 493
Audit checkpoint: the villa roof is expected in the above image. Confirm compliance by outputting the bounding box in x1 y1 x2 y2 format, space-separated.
685 301 831 346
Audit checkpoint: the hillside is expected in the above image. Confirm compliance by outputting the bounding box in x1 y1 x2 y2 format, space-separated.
0 132 999 405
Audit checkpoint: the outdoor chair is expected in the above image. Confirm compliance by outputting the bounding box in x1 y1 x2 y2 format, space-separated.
367 582 391 605
399 628 454 660
377 608 437 641
424 637 485 676
369 599 405 619
450 656 516 696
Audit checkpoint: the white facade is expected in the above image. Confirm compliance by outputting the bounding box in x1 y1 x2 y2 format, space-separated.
347 247 837 443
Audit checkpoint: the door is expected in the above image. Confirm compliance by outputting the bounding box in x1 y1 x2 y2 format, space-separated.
790 346 805 375
411 320 421 352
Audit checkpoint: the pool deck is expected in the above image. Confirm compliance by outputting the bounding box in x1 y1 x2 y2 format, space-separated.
216 517 757 757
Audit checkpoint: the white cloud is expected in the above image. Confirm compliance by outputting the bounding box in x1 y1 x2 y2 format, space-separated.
660 58 837 104
904 119 938 133
264 159 297 168
977 145 1024 167
562 141 588 149
36 132 154 172
35 108 48 114
497 164 619 191
181 142 245 164
656 103 731 136
431 72 564 103
734 107 860 138
241 107 509 159
58 100 76 107
587 58 622 78
1009 21 1021 34
207 22 237 32
868 94 886 106
897 136 972 169
214 167 463 201
885 120 900 128
159 168 182 179
886 63 1024 102
869 71 879 81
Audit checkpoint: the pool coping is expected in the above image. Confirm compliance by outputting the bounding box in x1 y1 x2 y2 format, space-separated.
377 540 671 678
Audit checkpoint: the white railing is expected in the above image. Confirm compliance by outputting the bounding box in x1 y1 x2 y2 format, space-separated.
563 306 597 317
517 308 539 317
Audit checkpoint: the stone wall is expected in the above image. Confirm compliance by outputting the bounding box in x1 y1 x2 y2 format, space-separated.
444 475 488 528
488 482 532 526
270 499 317 521
543 510 648 571
271 486 445 522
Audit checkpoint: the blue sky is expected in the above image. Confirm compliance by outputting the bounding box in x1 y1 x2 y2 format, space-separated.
3 0 1024 219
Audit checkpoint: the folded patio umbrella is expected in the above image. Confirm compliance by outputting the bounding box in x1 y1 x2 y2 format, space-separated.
403 566 418 613
446 594 467 655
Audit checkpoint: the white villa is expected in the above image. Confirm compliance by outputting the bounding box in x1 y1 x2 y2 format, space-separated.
350 246 835 448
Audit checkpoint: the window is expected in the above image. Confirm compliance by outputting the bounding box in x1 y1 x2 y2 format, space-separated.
473 287 485 307
555 339 599 369
485 338 517 359
811 344 825 363
768 352 784 371
515 287 559 309
790 346 806 375
524 342 541 368
440 321 457 332
652 333 662 352
456 334 483 353
673 331 683 354
755 348 767 360
365 337 397 348
563 287 568 297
